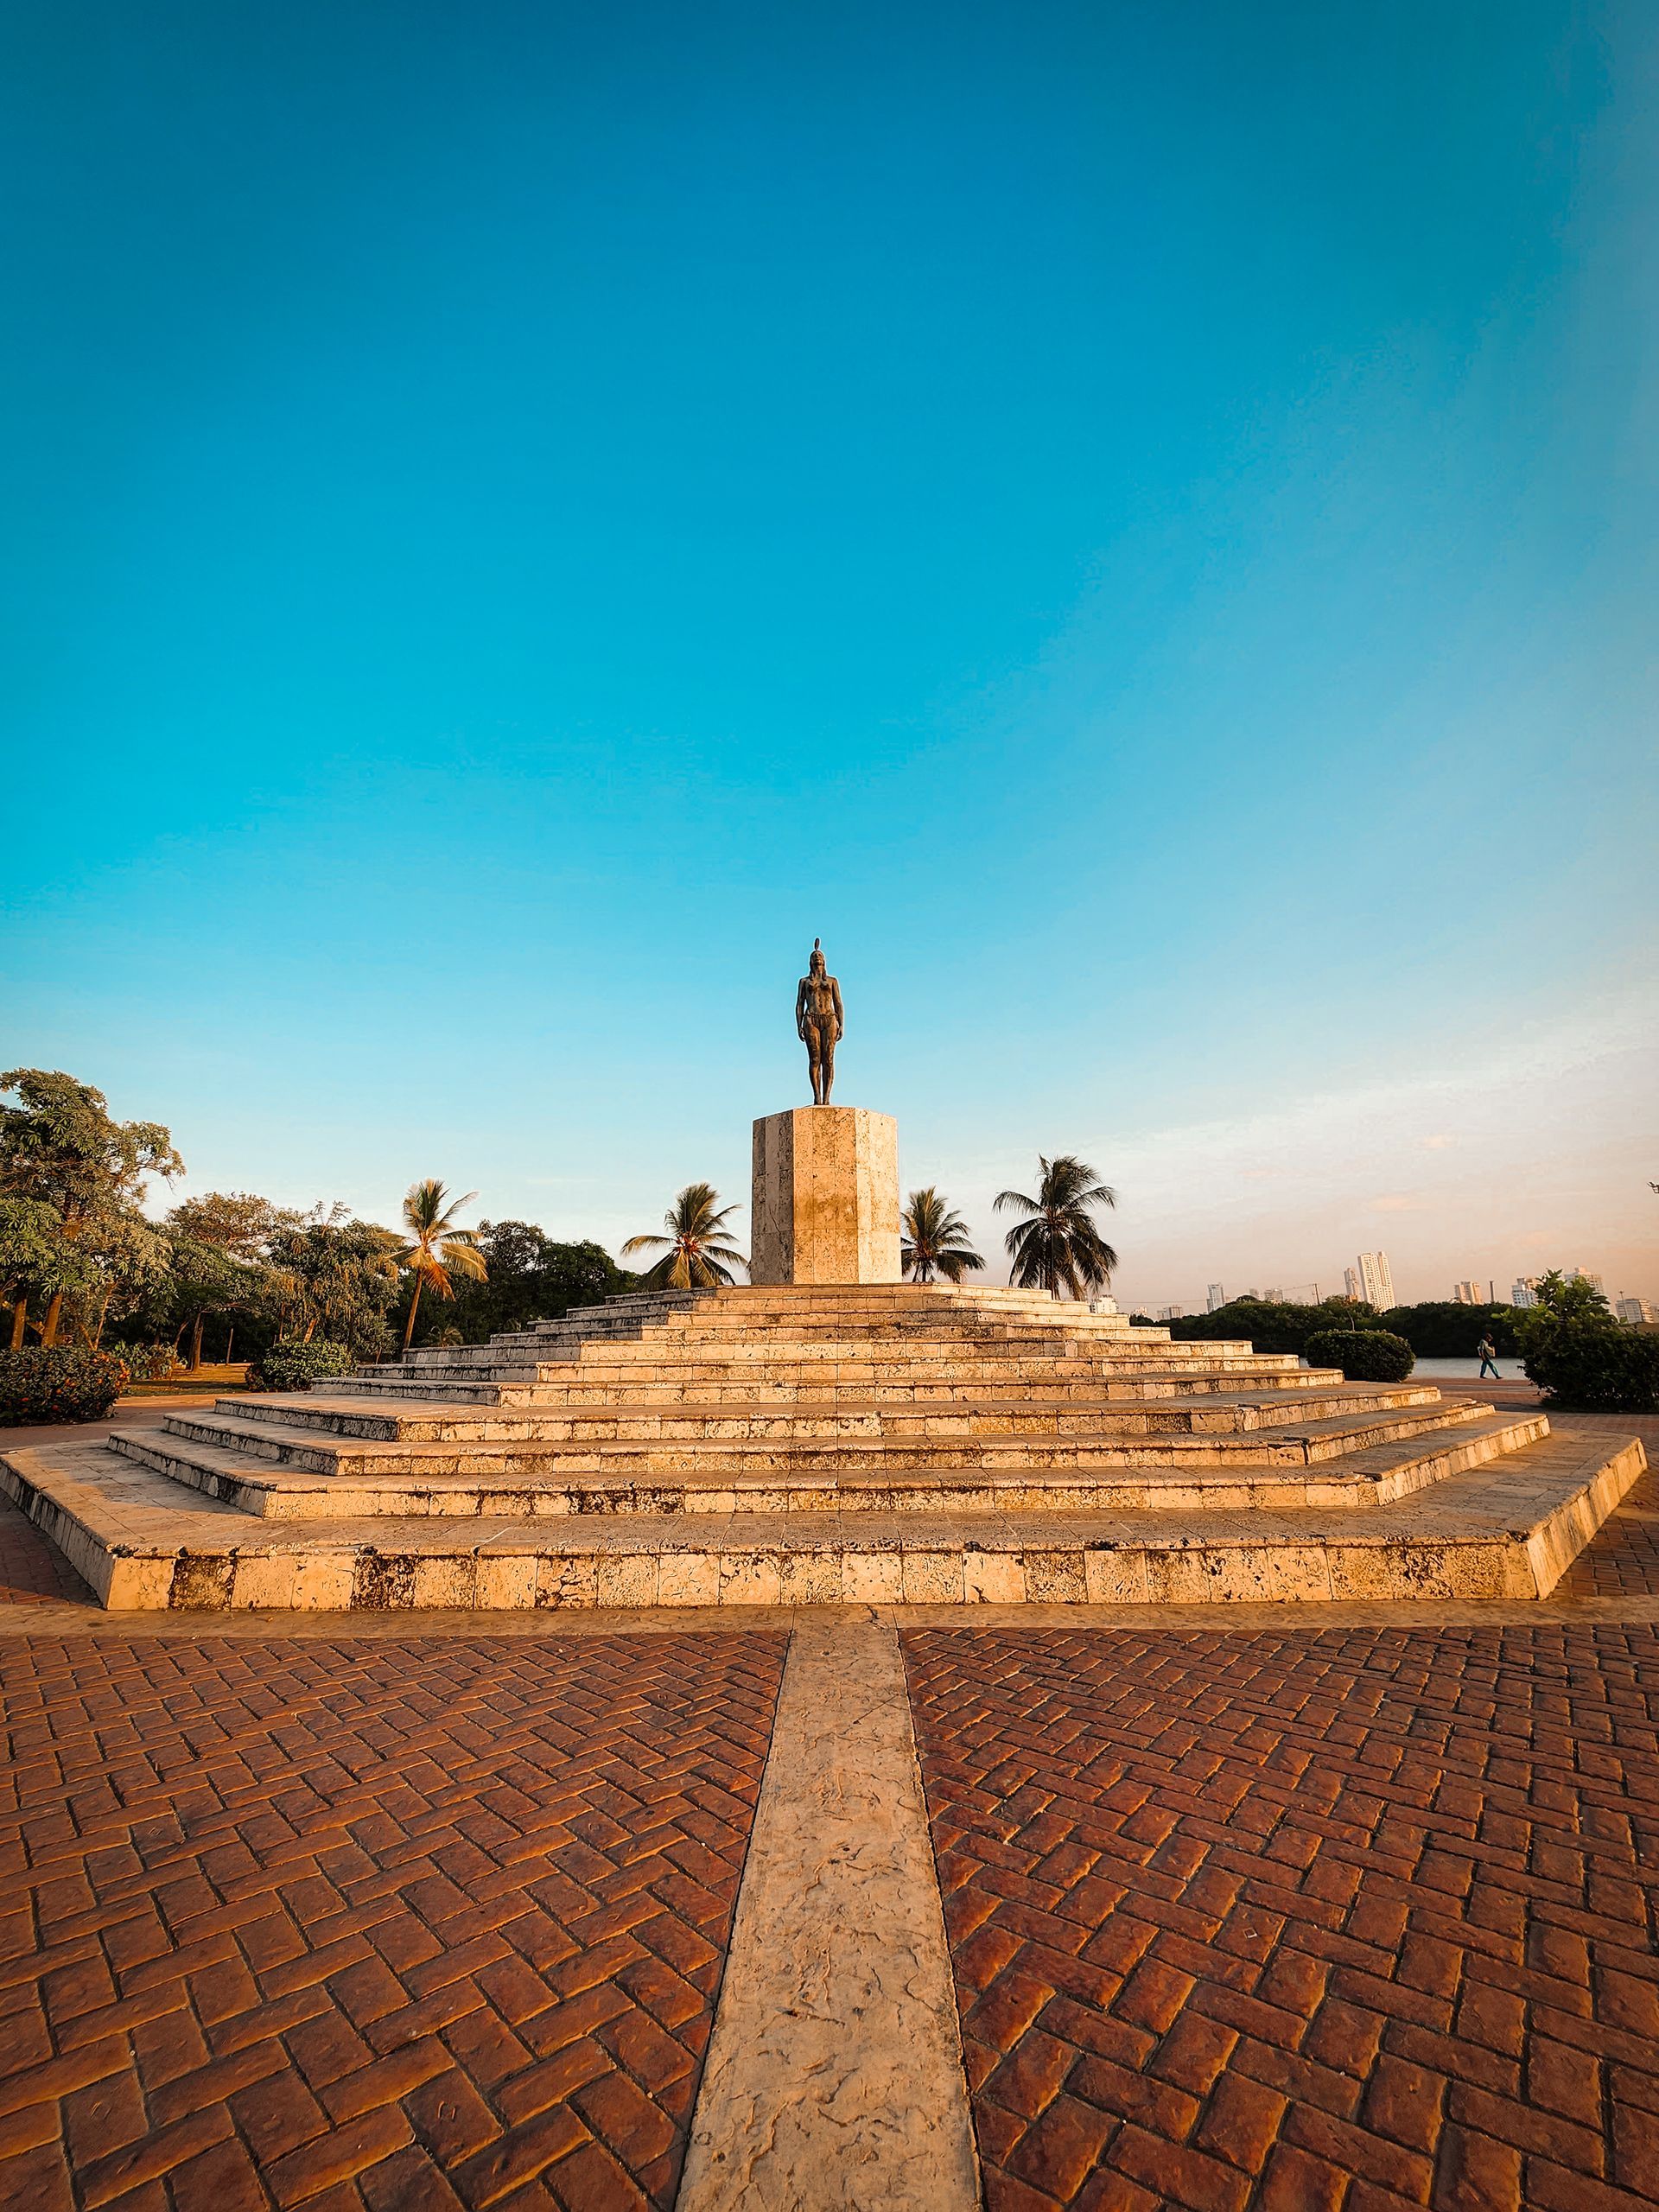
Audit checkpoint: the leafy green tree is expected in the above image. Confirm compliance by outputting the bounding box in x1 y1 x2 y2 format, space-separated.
264 1210 404 1358
1524 1268 1611 1324
168 1192 284 1260
622 1184 746 1290
0 1071 181 1346
994 1155 1118 1299
155 1192 289 1367
397 1180 487 1350
429 1222 633 1343
162 1237 264 1370
1517 1268 1656 1411
0 1197 88 1348
900 1189 984 1284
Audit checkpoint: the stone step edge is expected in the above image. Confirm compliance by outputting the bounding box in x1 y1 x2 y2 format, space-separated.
137 1399 1491 1479
175 1382 1440 1452
201 1373 1389 1437
366 1350 1297 1384
350 1354 1312 1382
109 1412 1548 1522
1 1433 1642 1611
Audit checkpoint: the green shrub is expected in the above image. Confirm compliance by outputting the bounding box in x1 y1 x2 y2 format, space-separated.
1304 1329 1415 1382
118 1344 185 1382
250 1339 357 1393
1522 1321 1659 1413
0 1347 130 1426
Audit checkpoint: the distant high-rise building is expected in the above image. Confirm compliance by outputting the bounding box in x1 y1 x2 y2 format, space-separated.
1344 1267 1361 1300
1264 1287 1282 1303
1617 1296 1656 1325
1156 1304 1183 1321
1571 1268 1605 1295
1511 1278 1539 1308
1356 1251 1395 1310
1206 1282 1225 1313
1452 1281 1484 1306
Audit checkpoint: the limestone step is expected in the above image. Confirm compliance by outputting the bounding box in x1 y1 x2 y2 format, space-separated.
119 1399 1490 1488
345 1344 1306 1389
324 1367 1310 1409
109 1411 1548 1522
204 1376 1395 1445
4 1425 1643 1610
223 1368 1347 1429
388 1338 1262 1376
182 1384 1436 1460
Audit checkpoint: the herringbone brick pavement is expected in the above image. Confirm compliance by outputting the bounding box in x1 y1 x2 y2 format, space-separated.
1554 1456 1659 1599
0 1632 785 2209
905 1624 1659 2211
0 1500 90 1605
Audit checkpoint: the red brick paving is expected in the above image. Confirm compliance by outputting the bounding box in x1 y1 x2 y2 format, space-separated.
1556 1469 1659 1599
1551 1421 1659 1600
0 1498 90 1605
0 1632 785 2209
905 1625 1659 2211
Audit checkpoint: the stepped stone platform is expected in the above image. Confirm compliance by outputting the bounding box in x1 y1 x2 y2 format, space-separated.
1 1283 1644 1610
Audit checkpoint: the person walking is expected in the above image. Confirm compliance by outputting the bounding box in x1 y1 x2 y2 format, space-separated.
1477 1331 1501 1381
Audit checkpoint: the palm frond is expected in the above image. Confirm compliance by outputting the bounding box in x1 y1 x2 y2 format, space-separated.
901 1185 984 1283
625 1183 747 1289
440 1240 488 1283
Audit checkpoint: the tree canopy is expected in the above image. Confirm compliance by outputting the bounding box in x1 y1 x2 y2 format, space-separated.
995 1155 1117 1299
418 1223 633 1343
0 1070 181 1348
901 1189 984 1285
622 1185 746 1291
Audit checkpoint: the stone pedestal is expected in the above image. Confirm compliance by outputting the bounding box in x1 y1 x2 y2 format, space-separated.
750 1109 901 1286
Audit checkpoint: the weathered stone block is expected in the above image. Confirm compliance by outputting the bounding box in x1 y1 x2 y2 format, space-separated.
750 1108 900 1285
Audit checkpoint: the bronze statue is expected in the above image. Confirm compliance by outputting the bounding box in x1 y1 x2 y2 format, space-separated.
795 938 844 1104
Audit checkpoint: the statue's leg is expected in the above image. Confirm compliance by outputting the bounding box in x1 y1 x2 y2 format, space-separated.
822 1037 834 1103
806 1032 824 1105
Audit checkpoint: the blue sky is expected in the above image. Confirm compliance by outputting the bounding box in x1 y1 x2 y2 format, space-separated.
4 0 1656 1306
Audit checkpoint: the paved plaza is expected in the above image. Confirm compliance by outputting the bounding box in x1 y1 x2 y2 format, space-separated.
0 1414 1655 2209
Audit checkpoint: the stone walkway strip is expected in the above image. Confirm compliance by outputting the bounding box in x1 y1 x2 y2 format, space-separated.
677 1620 979 2209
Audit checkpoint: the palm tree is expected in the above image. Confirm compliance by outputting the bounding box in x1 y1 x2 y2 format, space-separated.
994 1154 1118 1300
901 1188 984 1285
397 1179 487 1349
621 1183 747 1290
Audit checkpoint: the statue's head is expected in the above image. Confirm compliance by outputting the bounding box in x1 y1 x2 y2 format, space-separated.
809 938 826 976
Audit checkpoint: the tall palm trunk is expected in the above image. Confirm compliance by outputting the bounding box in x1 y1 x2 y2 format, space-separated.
404 1274 423 1350
10 1300 25 1349
41 1291 63 1346
189 1312 205 1371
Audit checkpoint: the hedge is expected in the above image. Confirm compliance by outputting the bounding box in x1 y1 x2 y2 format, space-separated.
0 1347 130 1426
1173 1299 1526 1359
1380 1301 1523 1358
1523 1323 1659 1414
1303 1329 1415 1382
250 1339 357 1393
